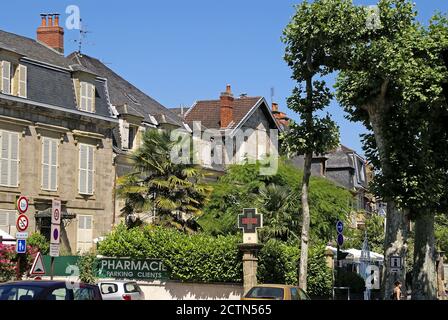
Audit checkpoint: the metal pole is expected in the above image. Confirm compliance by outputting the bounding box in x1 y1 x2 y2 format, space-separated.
50 257 55 280
16 254 21 280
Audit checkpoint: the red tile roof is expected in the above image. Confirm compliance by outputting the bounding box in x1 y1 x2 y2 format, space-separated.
185 97 262 129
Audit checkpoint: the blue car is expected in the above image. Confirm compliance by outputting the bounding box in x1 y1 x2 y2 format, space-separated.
0 280 102 300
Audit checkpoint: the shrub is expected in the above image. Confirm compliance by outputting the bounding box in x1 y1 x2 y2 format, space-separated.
0 244 38 282
335 269 366 293
78 251 98 284
258 240 332 298
98 224 243 283
27 232 49 255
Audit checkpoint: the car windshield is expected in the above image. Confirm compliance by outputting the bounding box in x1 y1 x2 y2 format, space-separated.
0 285 44 301
245 287 284 300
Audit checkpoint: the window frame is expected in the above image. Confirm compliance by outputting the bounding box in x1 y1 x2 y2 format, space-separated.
41 137 59 191
79 81 95 113
0 130 20 188
78 143 95 195
1 61 11 95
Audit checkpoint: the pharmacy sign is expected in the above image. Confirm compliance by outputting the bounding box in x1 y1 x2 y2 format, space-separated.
97 258 169 280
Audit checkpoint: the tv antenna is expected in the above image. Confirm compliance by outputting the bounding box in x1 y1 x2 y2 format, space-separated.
74 18 92 54
270 87 275 105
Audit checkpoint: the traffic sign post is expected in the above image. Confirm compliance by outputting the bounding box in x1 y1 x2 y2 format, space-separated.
50 199 62 280
30 252 46 276
16 214 29 232
15 195 30 280
335 220 344 289
17 196 29 214
16 239 26 253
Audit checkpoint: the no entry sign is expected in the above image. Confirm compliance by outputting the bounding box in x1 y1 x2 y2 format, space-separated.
16 214 29 232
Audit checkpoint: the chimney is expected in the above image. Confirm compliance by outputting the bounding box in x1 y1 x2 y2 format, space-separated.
37 13 64 54
220 84 234 128
272 102 279 112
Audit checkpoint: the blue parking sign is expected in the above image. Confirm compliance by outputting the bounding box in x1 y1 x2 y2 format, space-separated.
16 239 26 253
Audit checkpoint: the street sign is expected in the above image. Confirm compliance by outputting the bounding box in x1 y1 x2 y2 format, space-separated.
17 196 29 214
16 214 29 232
238 208 263 233
52 199 61 225
16 232 29 239
97 258 169 280
30 252 46 275
337 233 344 246
390 256 402 272
49 244 60 257
336 220 344 234
16 239 26 253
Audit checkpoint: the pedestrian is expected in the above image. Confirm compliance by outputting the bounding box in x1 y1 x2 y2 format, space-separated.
390 280 402 300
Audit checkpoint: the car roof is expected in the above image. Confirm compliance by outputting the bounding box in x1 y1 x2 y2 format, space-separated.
252 284 297 289
0 280 94 288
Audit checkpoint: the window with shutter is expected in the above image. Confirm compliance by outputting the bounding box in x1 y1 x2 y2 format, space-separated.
1 61 11 94
77 215 93 253
42 137 58 191
79 81 95 113
0 130 19 187
78 144 94 195
18 64 27 98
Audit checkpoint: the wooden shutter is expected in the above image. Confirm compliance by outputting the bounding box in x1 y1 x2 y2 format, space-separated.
79 144 94 195
87 83 95 112
80 82 87 111
0 131 19 187
77 215 93 253
18 65 27 98
42 138 58 191
1 61 11 94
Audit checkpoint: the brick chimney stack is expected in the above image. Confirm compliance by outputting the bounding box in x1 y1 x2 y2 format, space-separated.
37 13 64 54
220 84 234 128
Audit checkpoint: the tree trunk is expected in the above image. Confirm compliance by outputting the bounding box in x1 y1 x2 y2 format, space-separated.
298 152 313 291
368 99 408 300
412 210 436 300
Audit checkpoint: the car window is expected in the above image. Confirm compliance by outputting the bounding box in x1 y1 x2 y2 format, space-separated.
0 286 44 301
245 287 284 300
124 282 141 293
47 288 70 301
290 288 300 300
298 289 310 300
73 287 96 300
100 283 118 295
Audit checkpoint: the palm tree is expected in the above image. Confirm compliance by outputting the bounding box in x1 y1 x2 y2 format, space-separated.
255 183 299 242
116 129 212 231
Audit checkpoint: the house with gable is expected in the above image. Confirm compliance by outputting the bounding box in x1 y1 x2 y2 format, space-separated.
172 85 282 173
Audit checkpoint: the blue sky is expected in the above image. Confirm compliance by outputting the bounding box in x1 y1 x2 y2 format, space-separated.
1 0 447 155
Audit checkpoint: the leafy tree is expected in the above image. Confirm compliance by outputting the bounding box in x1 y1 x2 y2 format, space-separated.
281 0 361 291
344 214 385 254
27 232 49 255
116 129 212 232
198 159 352 244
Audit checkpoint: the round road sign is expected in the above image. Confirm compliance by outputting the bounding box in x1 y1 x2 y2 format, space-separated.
336 220 344 234
17 196 29 214
53 208 60 222
53 228 59 241
16 214 29 232
337 233 344 246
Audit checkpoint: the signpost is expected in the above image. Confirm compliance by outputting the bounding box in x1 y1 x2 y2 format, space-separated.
238 208 263 244
50 199 62 280
390 256 402 273
16 214 29 232
335 220 344 292
15 196 30 280
17 196 29 214
16 239 26 254
30 252 46 276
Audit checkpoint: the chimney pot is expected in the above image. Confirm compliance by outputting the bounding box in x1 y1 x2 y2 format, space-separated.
48 14 53 26
272 102 279 112
226 84 231 94
54 14 60 26
40 14 47 27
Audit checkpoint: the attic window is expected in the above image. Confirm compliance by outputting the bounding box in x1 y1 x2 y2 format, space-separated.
79 81 95 113
125 93 140 105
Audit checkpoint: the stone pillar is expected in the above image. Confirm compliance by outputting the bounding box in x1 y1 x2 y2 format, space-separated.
238 243 263 295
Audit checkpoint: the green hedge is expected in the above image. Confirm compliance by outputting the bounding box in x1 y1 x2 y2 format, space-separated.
98 224 333 297
98 224 242 283
258 239 333 298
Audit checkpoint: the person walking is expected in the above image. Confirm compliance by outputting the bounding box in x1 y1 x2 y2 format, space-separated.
391 280 402 300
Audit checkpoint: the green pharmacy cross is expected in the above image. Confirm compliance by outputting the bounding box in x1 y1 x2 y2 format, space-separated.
238 208 263 234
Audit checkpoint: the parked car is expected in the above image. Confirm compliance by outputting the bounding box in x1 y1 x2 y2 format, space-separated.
98 280 145 300
241 284 310 300
0 280 102 300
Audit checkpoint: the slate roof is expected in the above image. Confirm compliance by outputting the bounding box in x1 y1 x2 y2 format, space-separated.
184 97 262 129
0 29 70 68
67 52 183 127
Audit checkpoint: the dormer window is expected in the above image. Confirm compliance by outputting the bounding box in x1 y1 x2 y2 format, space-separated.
1 61 11 95
79 81 95 113
1 61 28 98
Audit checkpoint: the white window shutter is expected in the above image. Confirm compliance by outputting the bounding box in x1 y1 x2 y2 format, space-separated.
0 131 8 186
42 138 50 189
9 133 19 187
79 144 87 194
50 139 58 190
18 65 27 98
80 82 87 111
77 215 93 253
1 61 11 94
87 145 94 194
